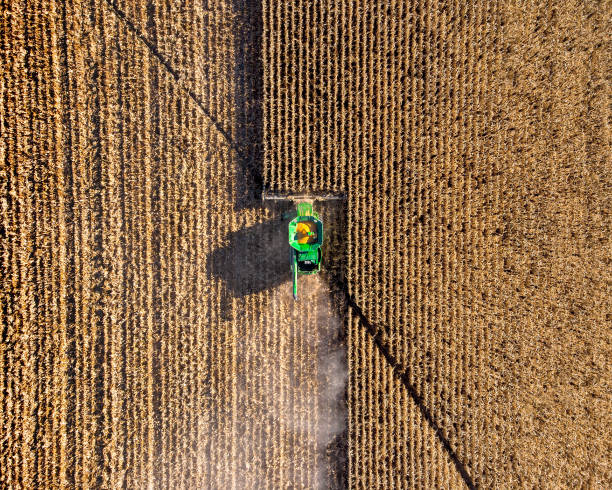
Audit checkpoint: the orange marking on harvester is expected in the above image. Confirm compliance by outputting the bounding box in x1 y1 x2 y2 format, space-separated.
296 221 317 244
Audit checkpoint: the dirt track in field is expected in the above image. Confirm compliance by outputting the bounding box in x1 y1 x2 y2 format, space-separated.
1 0 611 488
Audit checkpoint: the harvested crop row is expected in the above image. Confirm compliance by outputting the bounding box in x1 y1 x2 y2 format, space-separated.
2 0 345 487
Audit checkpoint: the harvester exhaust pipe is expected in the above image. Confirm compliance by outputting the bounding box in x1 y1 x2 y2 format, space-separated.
292 251 298 300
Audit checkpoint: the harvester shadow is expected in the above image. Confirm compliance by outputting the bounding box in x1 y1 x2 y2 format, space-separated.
206 207 292 305
208 201 347 300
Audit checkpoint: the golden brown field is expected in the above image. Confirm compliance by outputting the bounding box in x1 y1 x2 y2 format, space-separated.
264 0 610 487
1 0 610 488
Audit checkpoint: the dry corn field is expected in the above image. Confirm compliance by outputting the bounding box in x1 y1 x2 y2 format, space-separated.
1 0 610 488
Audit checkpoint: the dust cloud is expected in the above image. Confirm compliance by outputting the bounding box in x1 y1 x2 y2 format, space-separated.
227 273 348 489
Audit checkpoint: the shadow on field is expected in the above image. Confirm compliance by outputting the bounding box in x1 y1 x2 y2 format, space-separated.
206 203 293 300
232 0 264 210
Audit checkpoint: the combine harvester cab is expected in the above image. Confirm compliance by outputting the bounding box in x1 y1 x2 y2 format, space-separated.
288 202 323 300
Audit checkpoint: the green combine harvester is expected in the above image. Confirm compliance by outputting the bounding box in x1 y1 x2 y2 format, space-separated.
288 202 323 300
262 190 343 300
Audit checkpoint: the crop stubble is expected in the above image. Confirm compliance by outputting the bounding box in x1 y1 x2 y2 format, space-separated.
1 0 610 488
264 0 610 487
2 0 347 488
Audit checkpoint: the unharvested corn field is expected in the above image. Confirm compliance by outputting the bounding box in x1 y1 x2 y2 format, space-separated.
1 0 610 488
